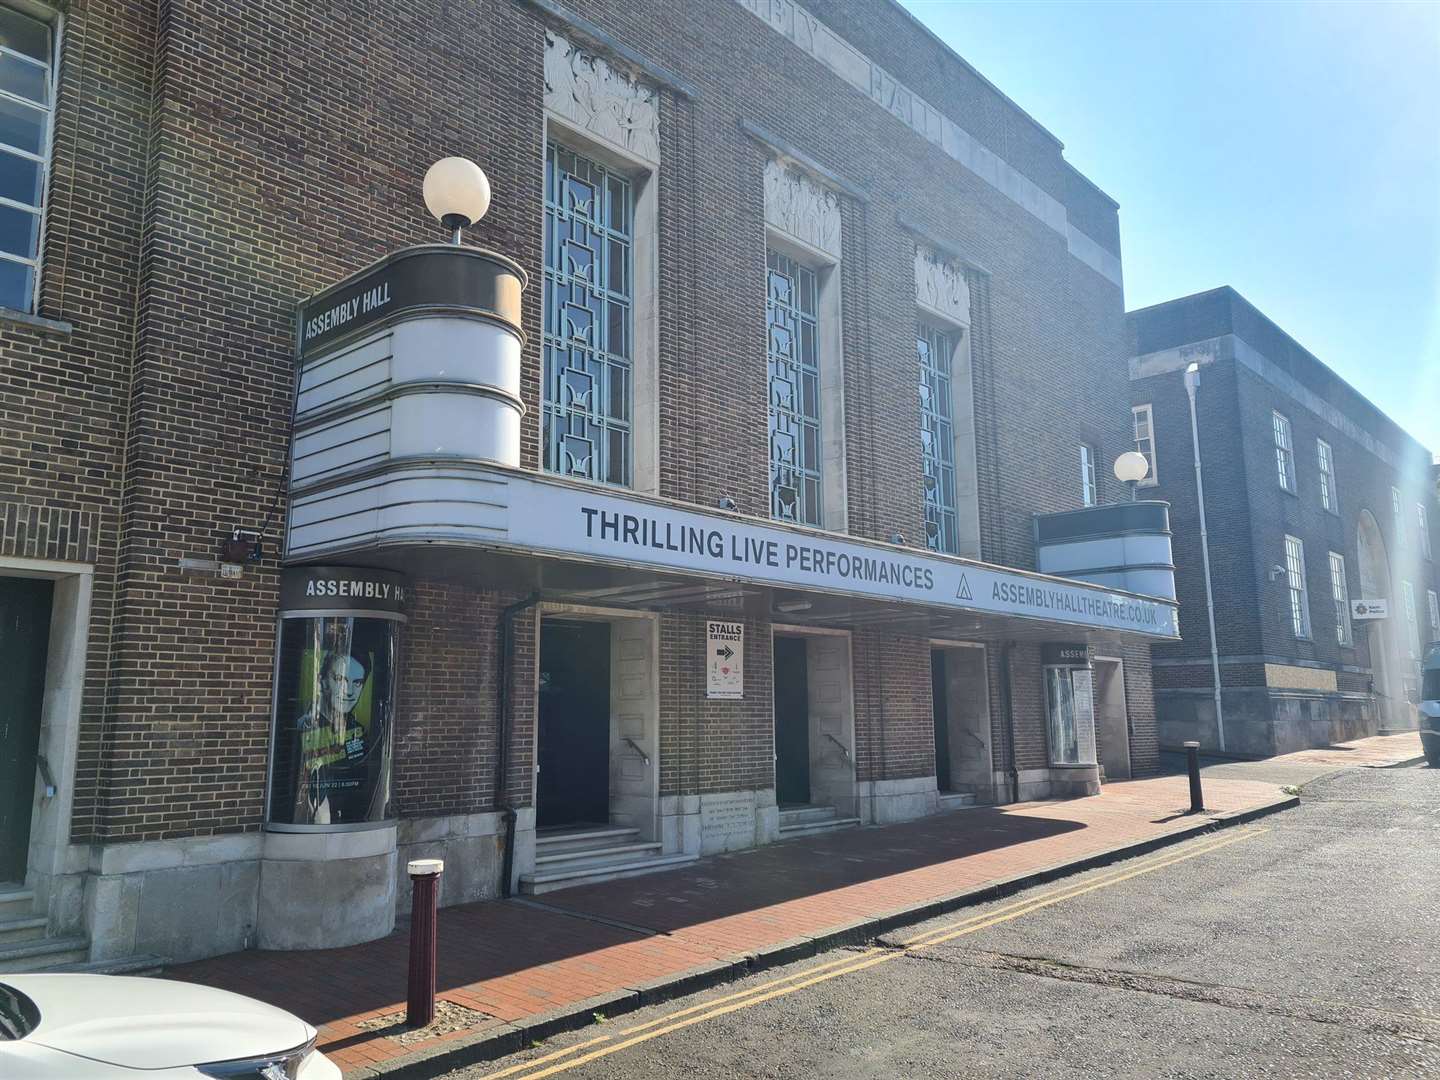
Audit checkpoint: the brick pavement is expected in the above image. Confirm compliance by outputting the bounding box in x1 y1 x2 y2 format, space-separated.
1265 730 1422 770
169 773 1287 1075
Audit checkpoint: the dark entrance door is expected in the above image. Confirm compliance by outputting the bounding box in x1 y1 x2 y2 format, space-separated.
773 635 810 806
0 577 52 883
537 619 611 829
932 649 952 792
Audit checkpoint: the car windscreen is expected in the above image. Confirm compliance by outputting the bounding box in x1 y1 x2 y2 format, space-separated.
0 983 39 1040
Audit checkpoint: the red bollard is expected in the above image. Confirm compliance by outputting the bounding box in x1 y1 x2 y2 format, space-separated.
406 858 444 1028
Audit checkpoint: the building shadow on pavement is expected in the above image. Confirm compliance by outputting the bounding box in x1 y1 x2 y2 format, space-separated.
168 806 1084 1027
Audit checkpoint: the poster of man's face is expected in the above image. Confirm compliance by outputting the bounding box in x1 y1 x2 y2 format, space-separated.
267 615 397 827
317 651 369 722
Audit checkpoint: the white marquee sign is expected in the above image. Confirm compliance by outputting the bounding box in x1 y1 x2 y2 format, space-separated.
505 478 1179 639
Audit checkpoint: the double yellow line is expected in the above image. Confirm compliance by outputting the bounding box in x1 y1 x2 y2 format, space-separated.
481 827 1266 1080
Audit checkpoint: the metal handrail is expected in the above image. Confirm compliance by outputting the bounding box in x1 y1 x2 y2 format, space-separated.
822 732 851 763
622 737 650 766
35 754 57 799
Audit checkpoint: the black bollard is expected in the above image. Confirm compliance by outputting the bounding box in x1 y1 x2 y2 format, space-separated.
406 858 444 1028
1184 740 1204 813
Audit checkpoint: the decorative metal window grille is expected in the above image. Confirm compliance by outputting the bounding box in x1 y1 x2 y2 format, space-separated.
1317 439 1335 514
542 142 633 485
1272 412 1295 492
1328 551 1351 646
1419 503 1431 560
1284 534 1311 639
1080 444 1097 507
1132 404 1156 485
918 322 957 553
0 6 54 313
766 249 822 526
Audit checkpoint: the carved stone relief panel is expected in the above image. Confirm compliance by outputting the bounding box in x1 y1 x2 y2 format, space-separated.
544 31 660 167
763 158 842 261
915 246 970 327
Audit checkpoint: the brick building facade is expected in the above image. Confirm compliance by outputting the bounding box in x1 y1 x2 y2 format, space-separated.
1129 287 1439 756
0 0 1175 966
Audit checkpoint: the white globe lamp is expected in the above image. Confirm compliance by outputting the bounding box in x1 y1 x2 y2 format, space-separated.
1113 450 1149 501
423 157 492 244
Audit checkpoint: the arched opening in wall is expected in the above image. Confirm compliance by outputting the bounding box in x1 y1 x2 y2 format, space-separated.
1357 510 1401 728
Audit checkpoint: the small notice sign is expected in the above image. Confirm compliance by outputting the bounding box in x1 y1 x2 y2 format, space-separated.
1352 598 1388 620
707 620 744 700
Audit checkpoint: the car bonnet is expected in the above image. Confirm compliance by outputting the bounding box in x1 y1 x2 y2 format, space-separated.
9 974 312 1070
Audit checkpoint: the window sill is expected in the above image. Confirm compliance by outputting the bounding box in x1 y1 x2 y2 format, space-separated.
0 306 73 335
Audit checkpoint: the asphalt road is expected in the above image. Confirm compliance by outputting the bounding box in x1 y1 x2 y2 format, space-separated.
457 766 1440 1080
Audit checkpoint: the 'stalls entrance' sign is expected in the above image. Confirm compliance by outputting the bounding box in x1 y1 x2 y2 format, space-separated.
707 620 744 700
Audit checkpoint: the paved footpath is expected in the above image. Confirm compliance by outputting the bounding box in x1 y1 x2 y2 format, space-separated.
167 732 1420 1078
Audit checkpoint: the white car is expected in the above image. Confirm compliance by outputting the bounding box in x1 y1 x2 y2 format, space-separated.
0 974 340 1079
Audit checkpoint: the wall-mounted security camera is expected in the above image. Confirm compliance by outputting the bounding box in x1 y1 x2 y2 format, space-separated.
716 495 738 511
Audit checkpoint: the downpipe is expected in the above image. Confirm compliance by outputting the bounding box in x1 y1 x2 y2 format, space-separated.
496 591 541 898
999 641 1020 804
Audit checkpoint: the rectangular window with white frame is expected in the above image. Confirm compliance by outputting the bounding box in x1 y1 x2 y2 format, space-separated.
1392 486 1406 551
1272 411 1296 493
1419 503 1431 560
1284 534 1311 639
0 4 56 314
1080 444 1098 507
1316 438 1336 514
1427 589 1439 641
1132 404 1157 486
1402 580 1418 658
1328 551 1351 647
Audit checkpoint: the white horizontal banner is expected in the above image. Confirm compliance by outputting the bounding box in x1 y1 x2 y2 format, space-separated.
507 477 1178 638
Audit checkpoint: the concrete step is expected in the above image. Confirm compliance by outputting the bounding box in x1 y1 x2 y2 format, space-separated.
937 792 977 811
535 841 663 870
520 852 698 895
0 916 49 946
0 887 35 921
44 954 166 977
778 816 861 839
0 935 89 973
778 806 839 827
535 826 641 856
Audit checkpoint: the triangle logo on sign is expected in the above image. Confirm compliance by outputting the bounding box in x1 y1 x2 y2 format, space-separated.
956 574 973 601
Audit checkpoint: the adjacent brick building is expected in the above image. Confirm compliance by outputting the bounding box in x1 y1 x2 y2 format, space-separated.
0 0 1175 967
1129 287 1439 755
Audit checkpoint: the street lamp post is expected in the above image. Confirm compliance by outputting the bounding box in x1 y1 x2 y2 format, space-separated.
1185 361 1227 753
422 157 492 244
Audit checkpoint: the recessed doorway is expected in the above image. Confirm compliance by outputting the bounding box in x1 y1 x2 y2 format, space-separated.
929 643 993 800
537 619 611 828
1092 657 1132 781
774 635 811 806
0 576 53 883
772 628 856 824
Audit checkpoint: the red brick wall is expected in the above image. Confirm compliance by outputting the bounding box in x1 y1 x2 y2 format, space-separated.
852 630 934 782
2 0 1156 844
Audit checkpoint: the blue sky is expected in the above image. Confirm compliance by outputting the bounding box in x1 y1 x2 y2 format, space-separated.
898 0 1440 455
